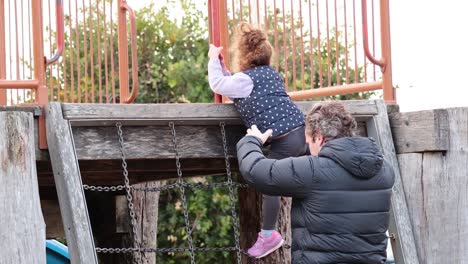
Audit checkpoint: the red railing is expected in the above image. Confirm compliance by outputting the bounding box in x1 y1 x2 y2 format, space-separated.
209 0 395 103
1 0 394 108
0 0 137 106
0 0 138 148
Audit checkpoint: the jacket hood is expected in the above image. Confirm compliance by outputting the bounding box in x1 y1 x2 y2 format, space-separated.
318 137 384 179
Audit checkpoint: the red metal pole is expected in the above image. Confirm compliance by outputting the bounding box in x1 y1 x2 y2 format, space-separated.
120 2 138 104
208 0 229 103
117 0 129 103
32 0 48 149
289 81 383 101
379 0 395 103
0 0 6 105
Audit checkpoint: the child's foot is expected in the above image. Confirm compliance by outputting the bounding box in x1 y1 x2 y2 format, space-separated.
247 230 284 258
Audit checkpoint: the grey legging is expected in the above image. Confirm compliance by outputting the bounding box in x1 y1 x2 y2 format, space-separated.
262 125 307 230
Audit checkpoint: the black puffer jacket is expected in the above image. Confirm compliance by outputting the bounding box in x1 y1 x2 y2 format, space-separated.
237 136 395 264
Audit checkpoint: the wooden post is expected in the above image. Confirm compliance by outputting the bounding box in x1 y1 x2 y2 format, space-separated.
394 108 468 263
0 112 46 264
120 181 161 264
371 100 420 263
238 181 292 263
46 102 98 264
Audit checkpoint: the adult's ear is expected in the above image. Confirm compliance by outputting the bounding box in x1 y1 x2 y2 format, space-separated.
316 133 325 146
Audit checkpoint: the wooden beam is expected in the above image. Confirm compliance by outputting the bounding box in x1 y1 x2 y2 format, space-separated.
61 101 378 122
0 105 43 116
41 199 65 238
72 125 245 160
46 102 98 264
0 112 46 264
389 109 449 154
371 100 419 264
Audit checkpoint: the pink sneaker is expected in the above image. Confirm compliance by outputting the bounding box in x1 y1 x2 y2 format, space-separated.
247 231 284 258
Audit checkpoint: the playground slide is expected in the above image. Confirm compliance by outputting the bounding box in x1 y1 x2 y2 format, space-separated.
46 240 70 264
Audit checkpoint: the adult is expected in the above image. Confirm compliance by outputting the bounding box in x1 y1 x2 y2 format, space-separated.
236 101 395 264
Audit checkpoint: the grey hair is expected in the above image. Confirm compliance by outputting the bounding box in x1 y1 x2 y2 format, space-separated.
305 101 357 142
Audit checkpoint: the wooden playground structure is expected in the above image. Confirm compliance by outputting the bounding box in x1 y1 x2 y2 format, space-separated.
1 1 468 264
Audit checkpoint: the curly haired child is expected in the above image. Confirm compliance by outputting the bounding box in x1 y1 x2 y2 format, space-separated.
207 22 307 259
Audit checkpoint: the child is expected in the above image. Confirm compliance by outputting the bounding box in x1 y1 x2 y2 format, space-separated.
208 22 307 259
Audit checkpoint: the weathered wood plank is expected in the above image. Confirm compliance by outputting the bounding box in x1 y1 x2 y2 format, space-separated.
389 109 449 153
71 123 366 161
397 108 468 264
72 125 245 160
34 118 50 161
371 100 420 264
116 182 161 264
46 102 98 264
0 105 43 116
61 101 378 121
41 199 65 238
0 112 46 264
132 181 161 264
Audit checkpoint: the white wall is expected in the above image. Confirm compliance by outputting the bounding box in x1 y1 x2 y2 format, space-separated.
391 1 468 112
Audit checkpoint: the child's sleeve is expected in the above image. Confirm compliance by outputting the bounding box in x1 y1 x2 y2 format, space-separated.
208 58 253 98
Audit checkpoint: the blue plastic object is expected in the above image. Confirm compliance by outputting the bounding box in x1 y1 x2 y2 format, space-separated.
46 240 70 264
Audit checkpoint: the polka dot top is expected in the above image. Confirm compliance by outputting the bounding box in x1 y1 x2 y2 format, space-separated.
233 65 305 138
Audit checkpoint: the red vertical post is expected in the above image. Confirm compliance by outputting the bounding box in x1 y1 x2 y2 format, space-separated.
32 0 48 148
379 0 395 103
208 0 229 103
0 0 6 105
118 0 129 103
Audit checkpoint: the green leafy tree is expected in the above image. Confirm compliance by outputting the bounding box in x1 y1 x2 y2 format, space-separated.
135 1 212 103
157 175 240 264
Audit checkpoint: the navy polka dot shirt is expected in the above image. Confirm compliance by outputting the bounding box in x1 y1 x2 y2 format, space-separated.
233 66 305 137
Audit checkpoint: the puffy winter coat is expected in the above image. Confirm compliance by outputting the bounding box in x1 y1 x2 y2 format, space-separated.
236 135 395 264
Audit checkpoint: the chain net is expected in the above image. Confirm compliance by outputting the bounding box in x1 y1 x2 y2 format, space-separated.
82 122 289 263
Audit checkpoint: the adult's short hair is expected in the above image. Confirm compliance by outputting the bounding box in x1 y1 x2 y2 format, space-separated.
305 101 357 142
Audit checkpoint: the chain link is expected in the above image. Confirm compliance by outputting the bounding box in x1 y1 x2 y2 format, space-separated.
116 123 141 259
91 122 293 262
83 184 126 192
220 122 243 263
84 182 249 192
169 122 196 264
96 246 241 254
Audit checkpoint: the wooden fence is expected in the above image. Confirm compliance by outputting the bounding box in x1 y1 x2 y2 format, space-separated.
389 107 468 263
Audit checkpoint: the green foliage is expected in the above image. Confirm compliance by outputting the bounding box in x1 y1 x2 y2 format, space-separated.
135 2 212 103
157 176 240 264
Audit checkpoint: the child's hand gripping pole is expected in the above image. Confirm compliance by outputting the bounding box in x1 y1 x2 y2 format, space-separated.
218 53 229 73
209 44 229 73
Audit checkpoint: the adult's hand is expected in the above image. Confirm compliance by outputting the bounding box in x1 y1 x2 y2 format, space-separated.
246 125 273 145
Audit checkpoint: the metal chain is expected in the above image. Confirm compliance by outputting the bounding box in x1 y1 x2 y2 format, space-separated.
83 184 126 192
169 122 196 264
92 123 293 262
220 122 243 263
84 182 249 192
116 123 141 258
96 246 240 254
